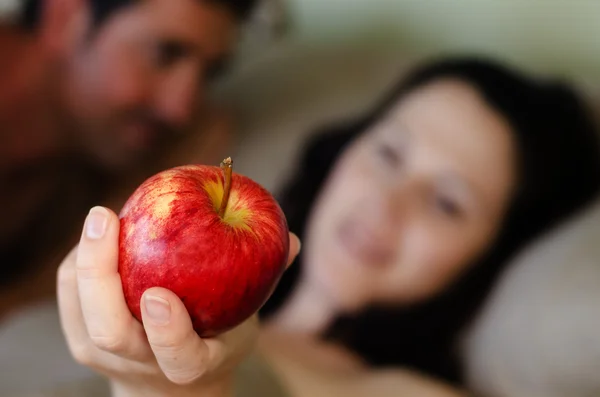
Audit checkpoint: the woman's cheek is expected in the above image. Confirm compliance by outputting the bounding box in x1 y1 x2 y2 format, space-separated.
400 225 468 299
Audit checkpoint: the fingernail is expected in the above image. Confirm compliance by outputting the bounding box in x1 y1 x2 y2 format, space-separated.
145 295 171 325
85 207 108 240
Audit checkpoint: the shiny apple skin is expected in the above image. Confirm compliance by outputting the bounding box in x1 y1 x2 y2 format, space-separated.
118 165 290 337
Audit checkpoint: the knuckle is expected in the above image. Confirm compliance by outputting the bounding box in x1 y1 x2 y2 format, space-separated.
149 328 195 350
150 336 181 350
151 331 211 384
70 342 96 367
75 266 103 280
164 366 207 386
57 262 76 287
150 339 189 360
90 334 128 354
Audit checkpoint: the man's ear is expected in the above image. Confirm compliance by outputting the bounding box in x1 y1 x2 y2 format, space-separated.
38 0 90 57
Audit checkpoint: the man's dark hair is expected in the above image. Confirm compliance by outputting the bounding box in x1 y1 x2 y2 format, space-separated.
20 0 257 30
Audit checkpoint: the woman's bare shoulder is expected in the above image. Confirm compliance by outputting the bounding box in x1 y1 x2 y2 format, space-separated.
257 330 467 397
355 368 468 397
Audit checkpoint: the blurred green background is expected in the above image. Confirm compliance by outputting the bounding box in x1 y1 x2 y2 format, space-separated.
240 0 600 85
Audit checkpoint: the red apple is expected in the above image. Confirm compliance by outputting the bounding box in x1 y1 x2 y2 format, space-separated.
118 158 290 337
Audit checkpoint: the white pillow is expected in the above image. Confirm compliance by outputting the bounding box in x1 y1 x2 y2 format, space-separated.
461 197 600 397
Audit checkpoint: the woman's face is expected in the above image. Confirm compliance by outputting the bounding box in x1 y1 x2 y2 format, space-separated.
304 79 517 312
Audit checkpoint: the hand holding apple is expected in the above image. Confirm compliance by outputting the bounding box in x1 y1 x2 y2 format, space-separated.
57 203 300 397
118 158 290 336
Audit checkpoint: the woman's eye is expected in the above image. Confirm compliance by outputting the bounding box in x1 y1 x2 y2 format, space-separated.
377 143 401 167
434 195 462 218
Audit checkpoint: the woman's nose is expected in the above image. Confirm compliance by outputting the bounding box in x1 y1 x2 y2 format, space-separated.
369 185 411 232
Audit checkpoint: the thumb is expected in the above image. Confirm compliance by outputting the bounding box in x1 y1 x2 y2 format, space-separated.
141 287 209 385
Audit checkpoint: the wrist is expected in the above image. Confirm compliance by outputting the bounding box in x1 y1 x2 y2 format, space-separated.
110 374 233 397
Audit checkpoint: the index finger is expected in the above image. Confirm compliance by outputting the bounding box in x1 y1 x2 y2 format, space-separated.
76 206 148 359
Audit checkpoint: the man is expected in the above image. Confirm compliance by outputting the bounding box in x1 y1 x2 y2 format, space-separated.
0 0 260 394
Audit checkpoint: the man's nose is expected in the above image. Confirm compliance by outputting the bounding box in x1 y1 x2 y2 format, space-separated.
155 72 203 130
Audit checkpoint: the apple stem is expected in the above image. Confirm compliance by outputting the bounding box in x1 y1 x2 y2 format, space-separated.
218 157 233 218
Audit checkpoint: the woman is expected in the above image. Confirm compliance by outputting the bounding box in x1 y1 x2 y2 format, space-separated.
57 56 600 397
258 56 600 386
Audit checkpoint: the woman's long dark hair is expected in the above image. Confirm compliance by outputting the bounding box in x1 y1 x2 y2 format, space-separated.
260 56 600 385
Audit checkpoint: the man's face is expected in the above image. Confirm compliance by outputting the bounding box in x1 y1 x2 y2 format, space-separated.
60 0 238 169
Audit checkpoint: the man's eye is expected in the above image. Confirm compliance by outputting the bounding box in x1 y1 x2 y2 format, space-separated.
205 58 231 82
153 42 187 68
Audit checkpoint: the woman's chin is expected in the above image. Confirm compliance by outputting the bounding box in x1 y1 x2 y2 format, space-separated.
319 274 370 314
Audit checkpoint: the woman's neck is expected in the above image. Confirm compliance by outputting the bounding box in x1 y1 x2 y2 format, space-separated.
266 276 339 336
